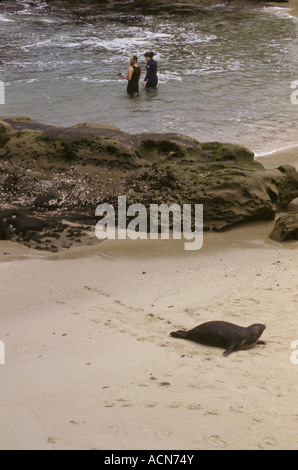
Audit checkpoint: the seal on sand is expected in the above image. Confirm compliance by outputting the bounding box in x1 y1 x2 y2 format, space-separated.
170 321 266 356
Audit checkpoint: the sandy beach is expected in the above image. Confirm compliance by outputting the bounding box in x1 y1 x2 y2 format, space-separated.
0 179 297 449
288 0 298 16
0 0 298 452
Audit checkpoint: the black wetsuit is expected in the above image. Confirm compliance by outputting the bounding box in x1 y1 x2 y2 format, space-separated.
144 58 158 89
127 65 141 97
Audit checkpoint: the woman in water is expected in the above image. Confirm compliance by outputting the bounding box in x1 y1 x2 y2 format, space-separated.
143 52 158 90
124 55 141 97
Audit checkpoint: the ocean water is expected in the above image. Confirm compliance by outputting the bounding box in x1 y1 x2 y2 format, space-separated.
1 0 298 155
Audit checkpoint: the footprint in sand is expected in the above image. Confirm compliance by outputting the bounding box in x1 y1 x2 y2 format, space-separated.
104 401 116 408
84 286 111 298
204 409 220 416
116 398 134 407
145 402 159 408
230 405 245 414
187 382 203 390
204 434 227 447
167 402 183 409
104 399 134 408
114 299 127 307
186 403 202 411
258 436 278 449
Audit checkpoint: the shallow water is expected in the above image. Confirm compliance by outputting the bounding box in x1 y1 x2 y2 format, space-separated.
1 0 298 155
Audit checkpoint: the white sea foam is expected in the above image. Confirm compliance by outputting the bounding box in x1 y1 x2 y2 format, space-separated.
81 77 114 83
5 77 40 84
16 0 49 14
158 72 182 83
0 14 15 22
255 144 298 157
262 6 298 21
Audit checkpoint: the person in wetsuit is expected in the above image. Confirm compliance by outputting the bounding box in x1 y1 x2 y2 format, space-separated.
143 52 158 90
124 55 141 97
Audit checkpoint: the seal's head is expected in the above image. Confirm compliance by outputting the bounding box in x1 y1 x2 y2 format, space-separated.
248 323 266 340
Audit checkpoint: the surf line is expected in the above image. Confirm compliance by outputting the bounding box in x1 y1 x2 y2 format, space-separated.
95 195 203 251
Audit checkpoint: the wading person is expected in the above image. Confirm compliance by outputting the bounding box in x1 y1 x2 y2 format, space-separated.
143 52 158 90
124 55 141 98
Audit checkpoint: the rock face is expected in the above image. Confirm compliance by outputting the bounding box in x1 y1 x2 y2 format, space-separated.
0 208 94 252
0 117 298 250
269 213 298 242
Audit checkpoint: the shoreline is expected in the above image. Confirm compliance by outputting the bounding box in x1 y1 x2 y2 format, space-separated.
255 145 298 171
287 0 298 15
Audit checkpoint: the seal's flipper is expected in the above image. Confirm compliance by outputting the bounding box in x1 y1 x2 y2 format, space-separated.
222 344 236 357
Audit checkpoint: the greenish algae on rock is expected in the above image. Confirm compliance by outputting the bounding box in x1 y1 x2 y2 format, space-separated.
0 117 297 249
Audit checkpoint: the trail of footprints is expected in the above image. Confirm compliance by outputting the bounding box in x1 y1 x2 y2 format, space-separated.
83 286 280 449
84 285 179 346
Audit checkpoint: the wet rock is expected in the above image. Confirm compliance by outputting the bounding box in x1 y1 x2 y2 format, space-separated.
34 194 62 210
269 213 298 242
0 117 142 169
0 208 96 251
0 117 298 248
0 209 53 240
123 143 298 231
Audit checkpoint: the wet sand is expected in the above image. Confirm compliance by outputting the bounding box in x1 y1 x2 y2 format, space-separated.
256 145 298 171
288 0 298 17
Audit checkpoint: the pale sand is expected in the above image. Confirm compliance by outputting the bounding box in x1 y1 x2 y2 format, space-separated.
0 209 297 450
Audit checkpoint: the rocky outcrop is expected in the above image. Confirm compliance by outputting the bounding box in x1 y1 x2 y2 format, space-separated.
269 212 298 242
0 208 94 252
0 117 297 250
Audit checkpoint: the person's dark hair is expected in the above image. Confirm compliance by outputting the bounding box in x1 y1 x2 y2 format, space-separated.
144 52 155 58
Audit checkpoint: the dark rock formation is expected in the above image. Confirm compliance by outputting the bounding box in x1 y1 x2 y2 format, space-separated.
0 208 93 252
269 212 298 242
0 117 297 249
